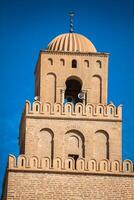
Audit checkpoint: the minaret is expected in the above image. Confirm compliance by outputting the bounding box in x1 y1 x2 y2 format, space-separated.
3 15 134 200
19 15 122 162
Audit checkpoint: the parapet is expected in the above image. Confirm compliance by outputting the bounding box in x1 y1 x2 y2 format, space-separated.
8 155 134 176
23 101 122 121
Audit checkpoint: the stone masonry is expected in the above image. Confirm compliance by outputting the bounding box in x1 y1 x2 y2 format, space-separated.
1 26 134 199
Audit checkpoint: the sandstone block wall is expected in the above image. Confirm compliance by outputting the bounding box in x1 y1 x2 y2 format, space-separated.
19 101 122 161
2 171 134 200
35 51 109 104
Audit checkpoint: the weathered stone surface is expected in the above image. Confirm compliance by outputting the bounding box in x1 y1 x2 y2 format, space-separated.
2 171 134 200
2 31 133 200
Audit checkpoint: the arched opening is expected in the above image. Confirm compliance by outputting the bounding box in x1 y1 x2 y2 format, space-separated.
64 77 82 104
38 128 54 166
96 60 102 68
84 60 89 67
46 73 56 103
48 58 53 65
72 59 77 68
91 75 102 103
60 58 65 66
94 130 109 160
64 129 85 168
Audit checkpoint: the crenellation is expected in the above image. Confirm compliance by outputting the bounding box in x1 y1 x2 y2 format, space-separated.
17 155 28 168
123 160 134 173
8 154 17 169
24 100 122 121
88 159 98 171
7 155 134 175
76 158 85 171
98 159 110 172
111 160 122 172
53 157 63 170
41 157 51 169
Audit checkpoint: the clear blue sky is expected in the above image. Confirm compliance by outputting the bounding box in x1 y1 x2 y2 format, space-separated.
0 0 134 194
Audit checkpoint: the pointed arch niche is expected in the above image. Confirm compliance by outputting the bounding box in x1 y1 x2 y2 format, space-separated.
37 128 54 160
94 130 109 160
91 75 102 103
64 129 85 159
46 73 56 103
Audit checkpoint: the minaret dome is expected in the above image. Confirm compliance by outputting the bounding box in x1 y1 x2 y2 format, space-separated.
46 33 97 53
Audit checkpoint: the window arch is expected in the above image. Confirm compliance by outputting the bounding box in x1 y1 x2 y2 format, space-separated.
60 58 65 66
96 60 102 68
64 129 85 159
46 73 57 103
91 75 102 103
64 76 82 104
39 128 54 165
94 130 109 160
72 59 77 68
48 58 53 65
84 60 89 67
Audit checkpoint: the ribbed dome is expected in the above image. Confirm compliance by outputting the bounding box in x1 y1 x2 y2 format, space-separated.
47 33 97 53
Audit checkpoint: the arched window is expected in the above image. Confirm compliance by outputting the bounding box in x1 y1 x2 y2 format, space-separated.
64 77 82 104
96 60 102 68
46 73 56 103
94 130 109 160
64 129 85 160
39 128 54 165
72 59 77 68
91 75 102 103
60 58 65 66
48 58 53 65
84 60 89 67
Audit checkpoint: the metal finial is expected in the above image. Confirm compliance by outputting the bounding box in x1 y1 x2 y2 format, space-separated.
69 11 75 33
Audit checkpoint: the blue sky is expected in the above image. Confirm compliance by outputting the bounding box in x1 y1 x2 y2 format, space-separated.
0 0 134 194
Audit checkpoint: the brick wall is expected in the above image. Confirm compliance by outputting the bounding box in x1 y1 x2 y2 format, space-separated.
3 171 134 200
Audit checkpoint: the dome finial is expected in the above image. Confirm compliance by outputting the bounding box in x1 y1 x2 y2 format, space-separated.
69 11 75 33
